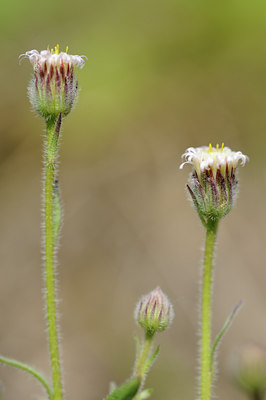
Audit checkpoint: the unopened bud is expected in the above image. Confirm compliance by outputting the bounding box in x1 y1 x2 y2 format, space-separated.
20 45 86 120
135 287 174 336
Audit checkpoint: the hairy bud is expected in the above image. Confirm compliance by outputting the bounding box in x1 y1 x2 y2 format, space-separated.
135 287 174 336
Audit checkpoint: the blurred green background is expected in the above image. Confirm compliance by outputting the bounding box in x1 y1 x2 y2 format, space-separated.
0 0 266 399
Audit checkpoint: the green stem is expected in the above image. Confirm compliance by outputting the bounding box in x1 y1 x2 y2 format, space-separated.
134 333 154 381
0 355 53 398
200 219 218 400
44 115 63 400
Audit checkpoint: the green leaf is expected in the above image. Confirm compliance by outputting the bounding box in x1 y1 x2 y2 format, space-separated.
210 300 243 374
143 346 159 376
147 345 159 365
134 388 153 400
0 355 53 398
105 378 140 400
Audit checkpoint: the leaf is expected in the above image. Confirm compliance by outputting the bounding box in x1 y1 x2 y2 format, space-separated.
210 300 243 374
104 378 140 400
0 355 53 398
143 346 159 375
134 388 153 400
147 346 159 365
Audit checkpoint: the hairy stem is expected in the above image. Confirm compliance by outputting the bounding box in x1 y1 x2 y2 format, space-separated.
134 333 154 381
200 219 218 400
44 115 63 400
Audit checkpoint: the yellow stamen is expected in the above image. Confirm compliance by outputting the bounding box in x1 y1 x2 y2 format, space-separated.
216 143 225 152
49 44 69 55
208 143 225 153
51 44 60 55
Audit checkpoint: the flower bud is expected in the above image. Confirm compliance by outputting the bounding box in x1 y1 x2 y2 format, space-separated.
20 45 86 119
231 343 266 397
180 144 248 224
135 287 174 336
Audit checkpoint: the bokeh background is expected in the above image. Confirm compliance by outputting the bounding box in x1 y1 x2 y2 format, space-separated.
0 0 266 399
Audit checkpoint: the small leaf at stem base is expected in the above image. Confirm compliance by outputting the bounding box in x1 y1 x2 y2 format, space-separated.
104 378 140 400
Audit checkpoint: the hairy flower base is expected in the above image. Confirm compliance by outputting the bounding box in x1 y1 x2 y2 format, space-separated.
187 166 237 223
20 46 86 119
28 69 78 118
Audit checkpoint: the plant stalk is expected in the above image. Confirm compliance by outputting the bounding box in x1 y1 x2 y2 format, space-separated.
135 333 154 379
200 219 218 400
44 115 63 400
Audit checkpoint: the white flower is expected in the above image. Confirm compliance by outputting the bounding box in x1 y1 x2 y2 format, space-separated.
180 144 249 223
180 144 248 179
19 45 86 69
20 45 86 118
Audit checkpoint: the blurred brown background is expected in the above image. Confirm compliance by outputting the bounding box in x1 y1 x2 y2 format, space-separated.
0 0 265 399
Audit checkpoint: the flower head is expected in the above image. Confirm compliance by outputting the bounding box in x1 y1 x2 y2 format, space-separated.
180 144 248 224
180 143 248 178
135 287 174 336
20 45 86 119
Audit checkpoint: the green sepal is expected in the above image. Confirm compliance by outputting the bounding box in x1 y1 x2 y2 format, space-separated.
104 378 140 400
210 300 243 374
186 184 207 228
